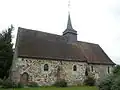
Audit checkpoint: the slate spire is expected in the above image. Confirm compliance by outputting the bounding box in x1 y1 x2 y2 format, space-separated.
67 14 73 30
63 13 77 43
63 13 77 35
67 0 73 30
62 0 77 43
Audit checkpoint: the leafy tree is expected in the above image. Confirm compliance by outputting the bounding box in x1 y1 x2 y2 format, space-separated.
0 25 14 79
112 65 120 75
98 65 120 90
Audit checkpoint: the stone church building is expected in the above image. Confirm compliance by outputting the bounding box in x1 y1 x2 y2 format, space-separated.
11 14 115 86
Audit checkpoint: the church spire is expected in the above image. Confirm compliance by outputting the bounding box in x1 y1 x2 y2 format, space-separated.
63 0 77 44
67 14 73 30
67 0 73 30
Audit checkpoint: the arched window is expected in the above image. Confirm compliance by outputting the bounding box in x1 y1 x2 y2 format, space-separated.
44 64 49 71
85 68 88 76
108 67 110 74
91 66 93 72
73 65 77 71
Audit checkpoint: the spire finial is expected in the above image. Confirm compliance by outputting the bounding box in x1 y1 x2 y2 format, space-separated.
67 0 73 29
68 0 71 14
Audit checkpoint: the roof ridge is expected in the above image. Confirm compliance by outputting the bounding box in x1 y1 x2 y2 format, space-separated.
18 27 64 37
77 41 98 45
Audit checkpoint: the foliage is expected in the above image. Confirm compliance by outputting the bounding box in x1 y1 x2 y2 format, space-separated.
0 78 3 85
112 65 120 75
98 65 120 90
53 79 67 87
1 86 98 90
27 82 39 87
17 82 24 88
0 25 14 79
98 75 113 90
2 78 24 88
84 76 95 86
2 78 15 88
111 76 120 90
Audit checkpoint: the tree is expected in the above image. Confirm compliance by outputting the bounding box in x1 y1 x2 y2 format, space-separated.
0 25 14 79
98 65 120 90
112 65 120 75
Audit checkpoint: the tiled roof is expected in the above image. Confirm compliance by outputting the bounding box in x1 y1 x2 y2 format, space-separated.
17 27 86 62
76 41 115 65
15 27 115 65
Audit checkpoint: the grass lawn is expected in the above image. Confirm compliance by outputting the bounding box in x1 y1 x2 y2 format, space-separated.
1 86 98 90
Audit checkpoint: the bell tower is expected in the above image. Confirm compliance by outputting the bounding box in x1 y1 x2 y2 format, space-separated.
63 0 77 44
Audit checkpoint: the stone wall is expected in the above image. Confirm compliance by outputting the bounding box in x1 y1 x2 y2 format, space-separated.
11 57 114 86
88 64 113 80
13 58 87 86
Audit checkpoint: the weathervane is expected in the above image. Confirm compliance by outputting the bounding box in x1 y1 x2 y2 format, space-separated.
68 0 71 14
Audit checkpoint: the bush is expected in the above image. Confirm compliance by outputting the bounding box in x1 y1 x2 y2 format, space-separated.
1 79 23 88
27 82 39 87
53 79 67 87
84 76 95 86
17 82 24 88
113 65 120 75
111 76 120 90
0 79 3 85
98 75 113 90
98 65 120 90
2 79 17 88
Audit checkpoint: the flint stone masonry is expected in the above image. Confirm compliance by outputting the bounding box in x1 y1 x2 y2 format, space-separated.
11 57 114 86
88 64 113 80
14 58 87 86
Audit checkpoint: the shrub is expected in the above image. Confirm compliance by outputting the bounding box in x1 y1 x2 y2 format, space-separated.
98 75 113 90
111 76 120 90
2 79 16 88
17 82 24 88
1 79 23 88
53 79 67 87
27 82 39 87
0 79 3 85
113 65 120 75
84 76 95 86
98 65 120 90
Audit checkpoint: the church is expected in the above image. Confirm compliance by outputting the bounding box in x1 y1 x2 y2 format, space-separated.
10 14 115 86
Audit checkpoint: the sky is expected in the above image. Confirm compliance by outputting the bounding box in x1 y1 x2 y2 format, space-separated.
0 0 120 64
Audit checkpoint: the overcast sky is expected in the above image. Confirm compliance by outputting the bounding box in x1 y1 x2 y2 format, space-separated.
0 0 120 64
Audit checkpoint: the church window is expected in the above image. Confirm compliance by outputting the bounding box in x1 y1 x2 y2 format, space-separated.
91 66 93 72
85 68 88 76
44 64 49 71
108 67 110 74
73 65 77 71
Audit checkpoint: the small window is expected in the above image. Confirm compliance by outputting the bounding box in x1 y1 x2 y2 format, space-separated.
108 67 110 74
44 64 48 71
91 66 93 72
85 68 88 76
73 65 77 71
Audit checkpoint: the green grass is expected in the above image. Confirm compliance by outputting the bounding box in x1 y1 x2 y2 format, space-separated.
1 86 98 90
